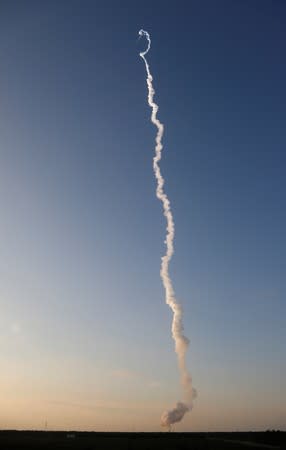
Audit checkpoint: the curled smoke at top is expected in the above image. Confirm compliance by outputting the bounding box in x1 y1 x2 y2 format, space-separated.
138 29 196 429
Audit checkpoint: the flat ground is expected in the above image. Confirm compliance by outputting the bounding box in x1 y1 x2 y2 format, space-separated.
0 431 284 450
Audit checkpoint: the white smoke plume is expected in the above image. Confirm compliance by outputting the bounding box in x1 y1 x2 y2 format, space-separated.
138 29 196 429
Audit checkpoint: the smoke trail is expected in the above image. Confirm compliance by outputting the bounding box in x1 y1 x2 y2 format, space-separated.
138 29 196 429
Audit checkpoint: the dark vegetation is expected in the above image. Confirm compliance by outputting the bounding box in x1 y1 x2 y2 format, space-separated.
0 430 284 449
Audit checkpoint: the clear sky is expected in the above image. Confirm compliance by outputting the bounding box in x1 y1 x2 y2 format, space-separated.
1 0 285 432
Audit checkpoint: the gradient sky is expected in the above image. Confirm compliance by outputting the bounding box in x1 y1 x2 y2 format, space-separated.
1 0 285 432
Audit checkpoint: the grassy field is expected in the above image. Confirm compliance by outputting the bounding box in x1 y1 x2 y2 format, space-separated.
0 431 284 449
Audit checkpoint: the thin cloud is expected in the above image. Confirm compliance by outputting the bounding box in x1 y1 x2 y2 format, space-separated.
111 368 161 389
111 369 137 380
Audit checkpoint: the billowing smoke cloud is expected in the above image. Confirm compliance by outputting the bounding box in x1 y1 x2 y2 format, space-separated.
138 29 196 429
161 402 189 429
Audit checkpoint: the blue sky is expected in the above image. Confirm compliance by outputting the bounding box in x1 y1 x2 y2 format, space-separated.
0 0 285 431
